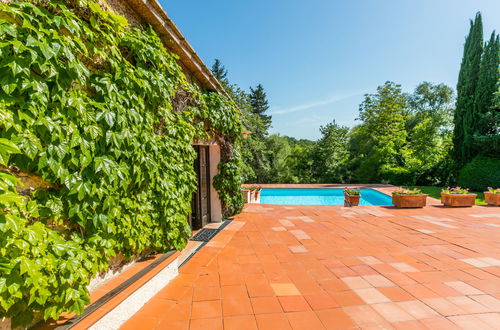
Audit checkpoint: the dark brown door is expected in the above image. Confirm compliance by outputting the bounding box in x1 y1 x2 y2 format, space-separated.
191 146 211 230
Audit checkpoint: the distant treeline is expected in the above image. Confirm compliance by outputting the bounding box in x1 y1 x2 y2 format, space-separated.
212 12 499 189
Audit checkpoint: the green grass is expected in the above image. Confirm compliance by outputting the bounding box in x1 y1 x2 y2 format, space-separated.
405 186 486 205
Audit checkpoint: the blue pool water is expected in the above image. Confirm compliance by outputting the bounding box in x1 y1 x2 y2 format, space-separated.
260 188 393 206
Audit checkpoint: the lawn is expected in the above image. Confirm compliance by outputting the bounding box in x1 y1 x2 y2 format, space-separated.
405 186 486 205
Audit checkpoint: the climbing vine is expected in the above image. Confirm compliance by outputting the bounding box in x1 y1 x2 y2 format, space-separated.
0 0 242 326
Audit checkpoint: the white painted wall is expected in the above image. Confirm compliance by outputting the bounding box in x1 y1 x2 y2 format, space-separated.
209 145 223 222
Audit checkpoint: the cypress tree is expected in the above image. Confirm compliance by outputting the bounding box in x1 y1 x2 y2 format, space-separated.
453 13 483 167
474 32 500 144
249 84 272 135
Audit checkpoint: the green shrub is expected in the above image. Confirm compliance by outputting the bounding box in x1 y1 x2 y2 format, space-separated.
380 166 416 186
458 156 500 191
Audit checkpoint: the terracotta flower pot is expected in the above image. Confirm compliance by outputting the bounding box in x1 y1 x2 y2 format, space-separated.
392 194 427 208
242 189 251 203
249 190 261 203
344 194 360 206
441 193 476 207
484 192 500 206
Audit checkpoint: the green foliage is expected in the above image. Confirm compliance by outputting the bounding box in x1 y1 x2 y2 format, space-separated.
392 187 422 195
249 84 272 136
0 0 242 325
350 82 409 183
474 32 500 157
458 156 500 191
453 13 484 166
311 121 350 183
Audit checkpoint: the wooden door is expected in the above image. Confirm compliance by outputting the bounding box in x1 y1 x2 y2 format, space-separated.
191 146 211 230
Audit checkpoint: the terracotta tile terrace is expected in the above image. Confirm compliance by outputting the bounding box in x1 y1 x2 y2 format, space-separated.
121 187 500 329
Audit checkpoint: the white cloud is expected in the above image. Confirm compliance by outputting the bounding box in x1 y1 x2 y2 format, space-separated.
270 92 362 115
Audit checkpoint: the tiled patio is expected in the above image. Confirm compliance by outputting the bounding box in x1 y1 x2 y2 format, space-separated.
121 202 500 329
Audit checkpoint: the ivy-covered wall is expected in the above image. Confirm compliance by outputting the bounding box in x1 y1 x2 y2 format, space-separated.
0 0 243 326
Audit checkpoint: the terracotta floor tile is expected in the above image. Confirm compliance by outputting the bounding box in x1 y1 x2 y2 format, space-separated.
469 294 500 312
304 293 338 310
378 286 414 302
342 305 387 327
120 315 160 330
397 300 439 320
246 282 275 297
193 286 220 302
278 296 311 312
285 311 325 330
330 290 365 306
362 274 396 288
251 296 283 314
341 276 373 289
255 313 292 330
475 313 500 328
223 315 258 330
371 302 415 322
420 317 460 329
270 283 301 296
447 314 492 329
135 298 176 317
444 281 484 295
354 288 391 304
446 296 491 313
189 318 223 330
222 297 253 316
315 308 356 329
401 284 440 299
421 297 466 316
191 300 222 319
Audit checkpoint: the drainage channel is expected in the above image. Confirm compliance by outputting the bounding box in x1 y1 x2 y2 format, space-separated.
48 219 232 329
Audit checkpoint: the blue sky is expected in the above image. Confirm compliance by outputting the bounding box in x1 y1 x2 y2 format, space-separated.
160 0 500 140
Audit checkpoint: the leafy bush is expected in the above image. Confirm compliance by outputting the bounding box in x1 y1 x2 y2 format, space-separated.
458 156 500 191
393 187 422 195
379 166 416 186
0 0 242 326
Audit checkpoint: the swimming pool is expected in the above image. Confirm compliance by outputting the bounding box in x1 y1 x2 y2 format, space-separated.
259 188 393 206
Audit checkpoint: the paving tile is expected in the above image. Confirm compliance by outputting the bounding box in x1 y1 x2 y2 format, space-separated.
191 300 222 319
362 274 395 288
420 317 460 329
397 300 439 319
255 313 292 330
250 296 282 314
222 297 253 316
288 245 308 253
304 293 338 310
444 281 484 295
378 286 414 302
341 276 373 289
371 302 415 322
475 313 500 328
285 311 325 330
270 283 301 296
278 296 311 312
246 282 275 297
358 256 383 265
193 286 220 301
446 296 491 313
421 297 466 316
315 308 356 329
189 317 223 330
330 290 365 306
342 305 387 327
354 288 391 304
447 314 492 329
390 262 419 273
223 315 258 330
469 294 500 312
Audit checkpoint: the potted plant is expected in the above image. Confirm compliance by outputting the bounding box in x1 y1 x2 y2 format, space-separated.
392 187 428 208
241 188 251 203
248 184 262 203
441 187 476 207
484 187 500 206
344 188 360 206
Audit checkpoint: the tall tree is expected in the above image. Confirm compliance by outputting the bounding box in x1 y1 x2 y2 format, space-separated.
311 121 350 183
350 82 409 183
249 84 272 135
405 82 454 184
453 12 483 167
474 32 500 156
211 58 228 83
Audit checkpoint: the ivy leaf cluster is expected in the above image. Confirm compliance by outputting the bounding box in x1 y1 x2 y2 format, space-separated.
0 0 243 326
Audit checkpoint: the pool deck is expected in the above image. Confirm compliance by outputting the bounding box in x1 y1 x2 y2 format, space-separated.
121 188 499 329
